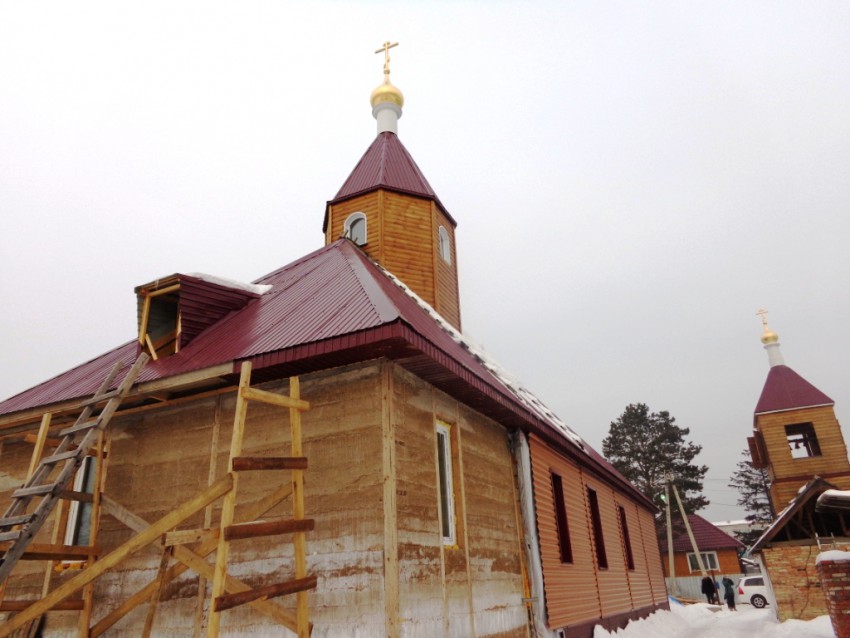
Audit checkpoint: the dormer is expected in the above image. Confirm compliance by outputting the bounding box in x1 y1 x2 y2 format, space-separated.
135 273 269 360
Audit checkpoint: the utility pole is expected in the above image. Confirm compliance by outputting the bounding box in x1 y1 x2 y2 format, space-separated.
664 476 675 585
669 475 707 575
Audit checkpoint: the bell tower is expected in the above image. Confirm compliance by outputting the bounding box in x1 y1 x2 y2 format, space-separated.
747 312 850 513
322 43 462 331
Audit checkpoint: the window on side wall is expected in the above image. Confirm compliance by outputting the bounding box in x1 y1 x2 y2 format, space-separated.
687 551 719 572
617 505 635 570
551 472 573 563
344 212 367 246
438 226 452 264
785 422 821 458
587 487 608 569
65 456 96 547
435 422 456 546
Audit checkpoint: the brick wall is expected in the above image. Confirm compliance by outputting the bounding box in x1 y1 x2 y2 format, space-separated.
762 544 826 621
816 554 850 638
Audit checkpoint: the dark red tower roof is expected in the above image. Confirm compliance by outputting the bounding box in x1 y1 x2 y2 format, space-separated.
755 365 834 415
323 132 455 231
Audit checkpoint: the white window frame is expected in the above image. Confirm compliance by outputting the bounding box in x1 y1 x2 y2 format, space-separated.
344 212 367 246
435 421 456 546
687 551 719 573
438 226 452 264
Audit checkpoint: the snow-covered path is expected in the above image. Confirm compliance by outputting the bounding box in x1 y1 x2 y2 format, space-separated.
593 602 835 638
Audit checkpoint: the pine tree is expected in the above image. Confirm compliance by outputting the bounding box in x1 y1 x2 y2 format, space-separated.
602 403 709 514
728 448 773 546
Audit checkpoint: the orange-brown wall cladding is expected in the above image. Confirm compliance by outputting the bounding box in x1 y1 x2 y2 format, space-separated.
756 406 850 512
529 434 667 632
660 548 741 577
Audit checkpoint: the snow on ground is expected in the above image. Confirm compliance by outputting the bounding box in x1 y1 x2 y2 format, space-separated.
593 602 835 638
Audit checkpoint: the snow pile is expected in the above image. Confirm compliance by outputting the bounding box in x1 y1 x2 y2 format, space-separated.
593 604 834 638
379 267 587 451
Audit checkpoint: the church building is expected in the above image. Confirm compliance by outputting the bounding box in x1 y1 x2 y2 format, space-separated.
747 315 850 621
0 46 667 637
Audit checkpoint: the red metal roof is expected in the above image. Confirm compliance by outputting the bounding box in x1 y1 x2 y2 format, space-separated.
660 514 745 553
0 239 652 509
324 132 456 229
755 365 833 415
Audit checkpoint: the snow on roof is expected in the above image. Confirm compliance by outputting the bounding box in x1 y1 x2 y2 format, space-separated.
379 266 588 452
816 549 850 564
187 272 271 295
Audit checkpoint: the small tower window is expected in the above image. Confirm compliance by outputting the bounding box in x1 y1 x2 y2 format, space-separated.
438 226 451 264
785 422 821 458
344 212 367 246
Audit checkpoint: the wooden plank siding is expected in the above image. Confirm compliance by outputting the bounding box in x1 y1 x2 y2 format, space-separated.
381 191 437 308
326 194 384 261
432 204 461 330
757 405 850 507
529 434 666 632
326 190 462 331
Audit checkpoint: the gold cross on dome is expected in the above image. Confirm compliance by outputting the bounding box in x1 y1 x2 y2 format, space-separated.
756 308 769 327
375 41 399 75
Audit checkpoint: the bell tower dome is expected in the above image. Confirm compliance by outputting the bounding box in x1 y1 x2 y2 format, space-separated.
322 43 462 330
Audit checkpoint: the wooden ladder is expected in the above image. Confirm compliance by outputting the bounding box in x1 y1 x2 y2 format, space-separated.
206 361 315 638
0 354 149 585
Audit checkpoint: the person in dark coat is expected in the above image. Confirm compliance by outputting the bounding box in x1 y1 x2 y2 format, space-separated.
722 576 737 610
700 575 718 604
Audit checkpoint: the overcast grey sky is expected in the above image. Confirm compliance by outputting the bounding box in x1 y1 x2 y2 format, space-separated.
2 2 849 523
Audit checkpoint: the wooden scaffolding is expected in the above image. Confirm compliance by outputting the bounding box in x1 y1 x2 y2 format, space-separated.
0 360 314 637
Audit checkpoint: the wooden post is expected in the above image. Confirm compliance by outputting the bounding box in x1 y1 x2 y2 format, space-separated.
289 376 309 638
382 364 399 638
670 479 706 574
206 362 252 638
664 478 675 593
26 414 52 479
78 432 108 636
195 395 222 638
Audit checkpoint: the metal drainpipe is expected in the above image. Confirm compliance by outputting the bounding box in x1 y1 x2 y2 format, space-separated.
512 430 555 638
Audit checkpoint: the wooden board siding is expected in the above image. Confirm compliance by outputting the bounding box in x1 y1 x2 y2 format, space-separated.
756 406 850 509
382 191 437 309
432 205 461 330
326 194 384 260
617 502 652 606
529 434 666 631
326 190 461 331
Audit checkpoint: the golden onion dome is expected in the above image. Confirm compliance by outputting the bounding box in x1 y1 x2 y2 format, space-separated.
370 79 404 108
761 328 779 344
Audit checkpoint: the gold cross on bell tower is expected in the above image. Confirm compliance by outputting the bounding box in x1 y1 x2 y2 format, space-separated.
375 41 399 77
756 308 770 328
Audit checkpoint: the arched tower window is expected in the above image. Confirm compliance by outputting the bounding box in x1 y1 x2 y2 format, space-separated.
438 226 451 264
344 212 367 246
